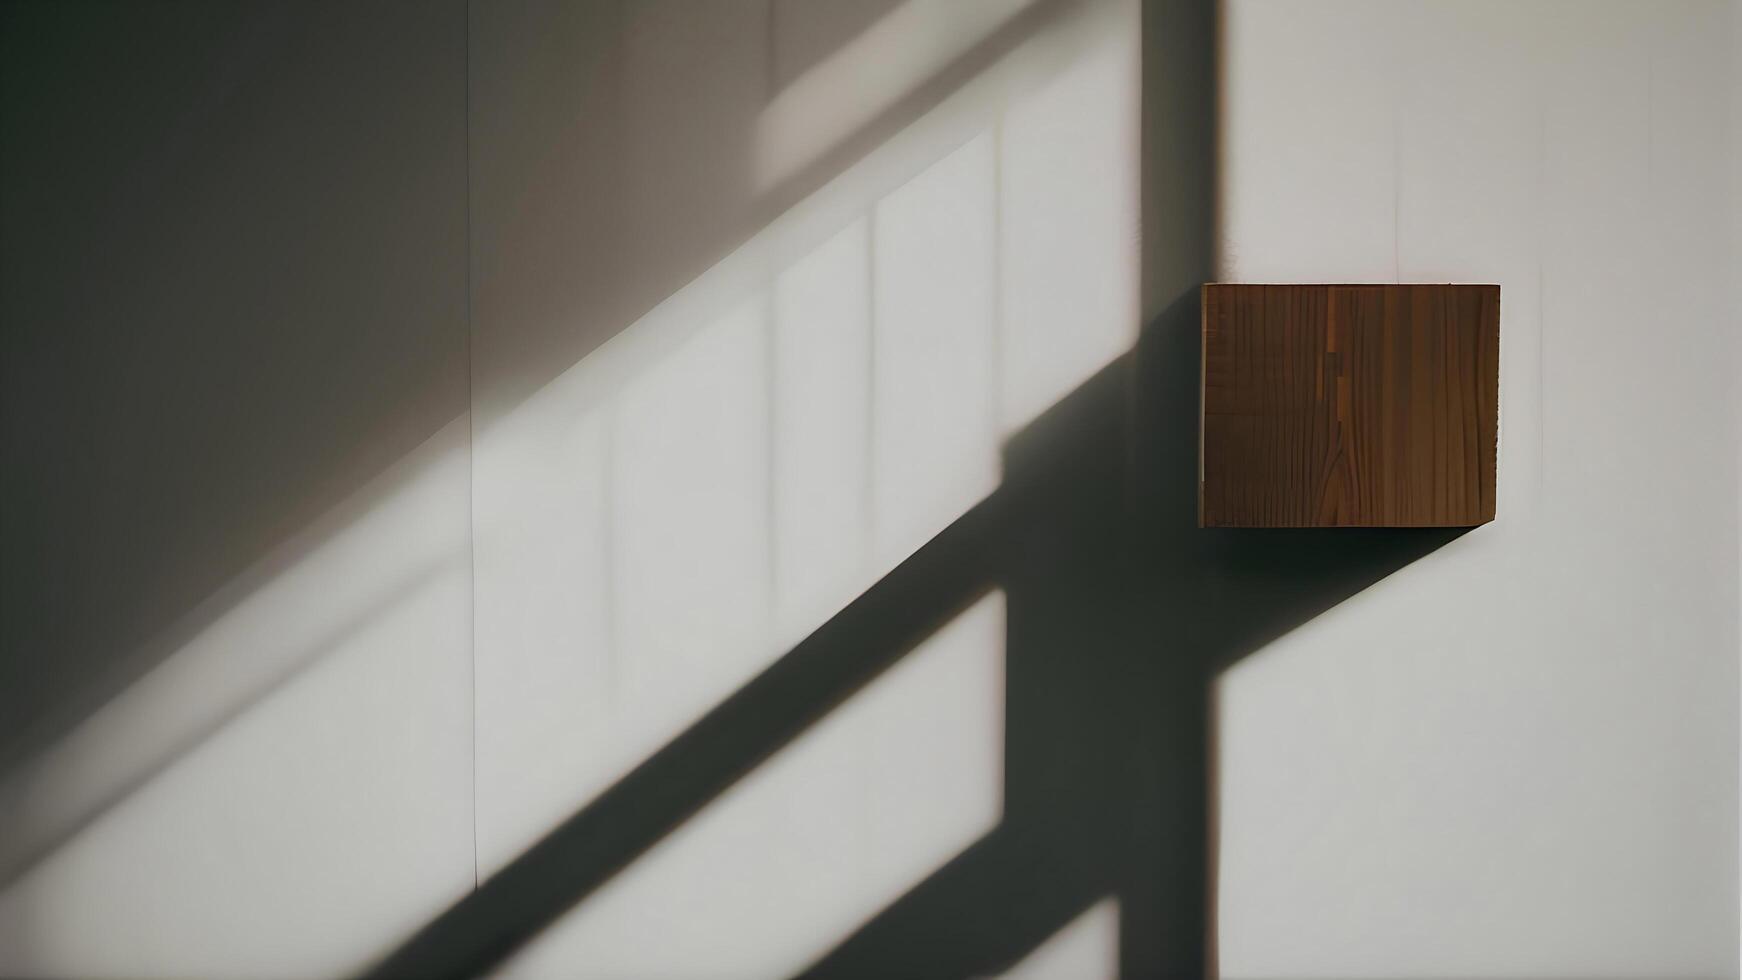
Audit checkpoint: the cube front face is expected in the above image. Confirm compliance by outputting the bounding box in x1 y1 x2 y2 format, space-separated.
1200 284 1499 528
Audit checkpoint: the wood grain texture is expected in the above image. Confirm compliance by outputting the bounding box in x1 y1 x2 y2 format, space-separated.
1200 284 1499 527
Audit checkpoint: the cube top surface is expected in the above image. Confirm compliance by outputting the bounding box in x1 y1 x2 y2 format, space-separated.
1199 283 1499 528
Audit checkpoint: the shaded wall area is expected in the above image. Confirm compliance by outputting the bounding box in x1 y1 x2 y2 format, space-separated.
0 0 469 769
463 7 1153 965
1 5 478 975
7 1 1733 979
372 2 1453 977
374 317 1461 979
1 1 1196 976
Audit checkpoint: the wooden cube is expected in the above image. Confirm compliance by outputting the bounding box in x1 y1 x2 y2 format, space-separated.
1199 284 1499 527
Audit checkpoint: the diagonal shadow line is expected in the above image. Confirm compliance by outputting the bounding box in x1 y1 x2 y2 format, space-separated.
752 0 1088 225
0 1 471 778
366 339 1136 980
367 492 1018 980
369 296 1469 980
0 560 459 891
370 1 1447 969
4 0 1065 791
794 823 1108 980
478 0 1089 437
795 295 1472 980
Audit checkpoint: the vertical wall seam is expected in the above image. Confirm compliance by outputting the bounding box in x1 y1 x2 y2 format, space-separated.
602 410 618 697
1536 106 1547 502
763 0 779 643
865 211 879 564
764 278 779 643
990 122 1004 443
464 0 479 892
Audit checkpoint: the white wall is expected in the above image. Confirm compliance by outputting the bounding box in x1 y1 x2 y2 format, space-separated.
470 1 1139 974
0 1 1141 977
1216 2 1739 977
1 2 1735 978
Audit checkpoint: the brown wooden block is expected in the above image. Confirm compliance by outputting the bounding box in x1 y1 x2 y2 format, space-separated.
1199 283 1499 527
